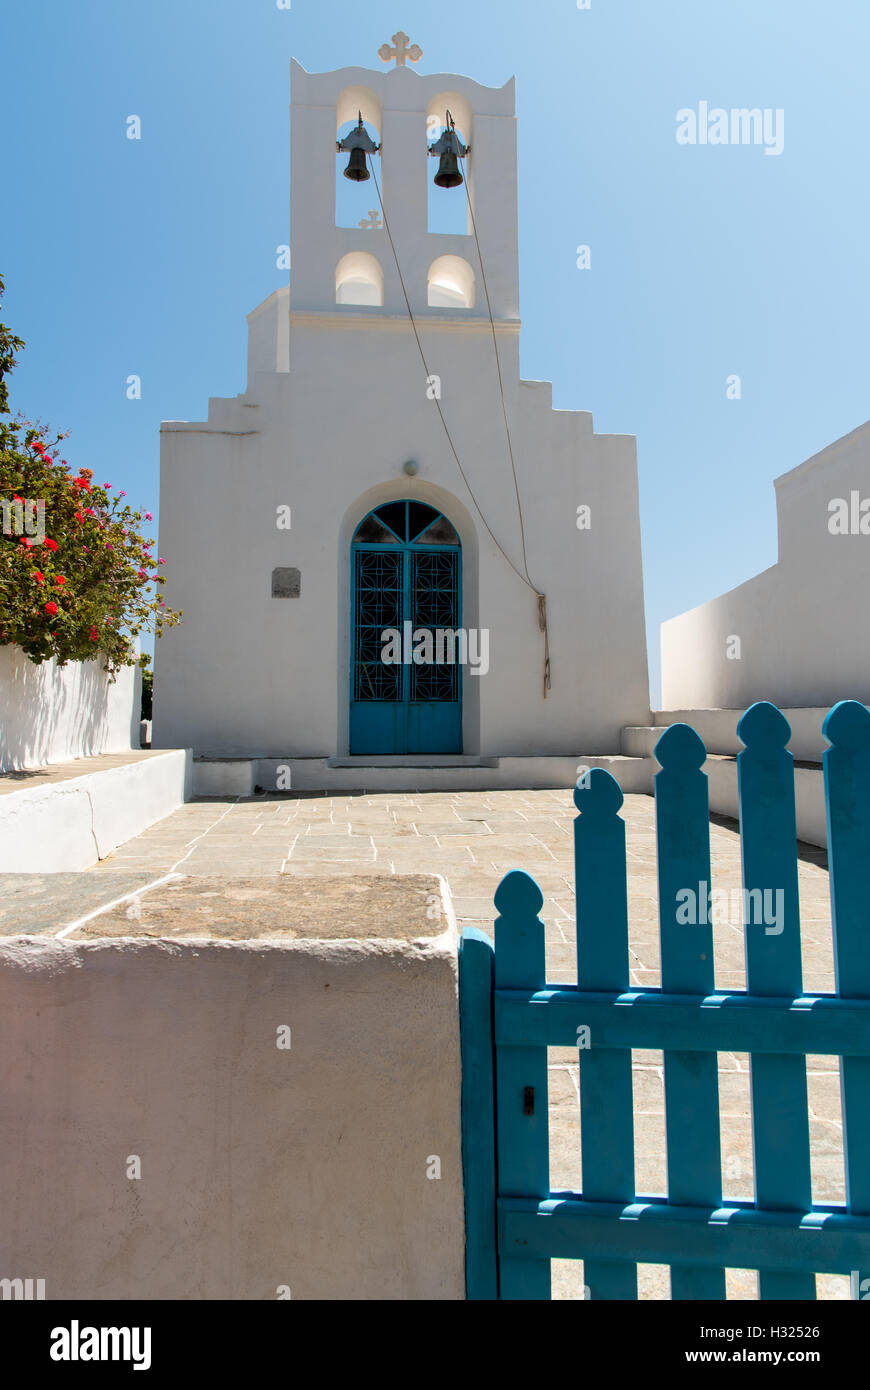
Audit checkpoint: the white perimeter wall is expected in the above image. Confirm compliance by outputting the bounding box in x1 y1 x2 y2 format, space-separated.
0 749 192 872
661 420 870 711
0 930 465 1300
0 646 141 772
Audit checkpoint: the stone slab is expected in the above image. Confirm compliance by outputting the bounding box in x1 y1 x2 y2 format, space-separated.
68 873 446 941
0 872 164 936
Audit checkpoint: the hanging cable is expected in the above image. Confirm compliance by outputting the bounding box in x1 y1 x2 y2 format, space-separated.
458 148 531 585
369 164 527 589
459 143 551 695
369 158 552 696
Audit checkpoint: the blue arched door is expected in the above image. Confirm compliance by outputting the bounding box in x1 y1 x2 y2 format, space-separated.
350 501 462 754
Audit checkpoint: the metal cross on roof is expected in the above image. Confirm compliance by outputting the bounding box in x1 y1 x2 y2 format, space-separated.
359 210 383 230
378 31 422 68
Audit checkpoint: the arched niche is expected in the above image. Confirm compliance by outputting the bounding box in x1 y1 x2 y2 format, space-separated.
427 254 475 309
426 90 473 148
426 92 472 236
336 251 384 306
335 90 383 229
336 86 382 136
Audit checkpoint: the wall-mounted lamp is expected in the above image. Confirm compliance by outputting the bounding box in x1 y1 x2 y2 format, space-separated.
402 460 420 476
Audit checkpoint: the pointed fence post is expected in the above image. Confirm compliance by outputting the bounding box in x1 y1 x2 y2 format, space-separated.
458 928 498 1300
654 723 725 1300
823 700 870 1301
494 869 550 1299
737 702 815 1300
574 769 637 1300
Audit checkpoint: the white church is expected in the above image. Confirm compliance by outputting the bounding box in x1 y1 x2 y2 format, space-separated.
153 44 651 790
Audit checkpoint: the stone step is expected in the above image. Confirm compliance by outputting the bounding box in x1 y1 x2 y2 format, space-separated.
191 754 651 797
617 726 828 848
621 726 664 759
650 708 833 762
327 755 499 769
703 756 826 849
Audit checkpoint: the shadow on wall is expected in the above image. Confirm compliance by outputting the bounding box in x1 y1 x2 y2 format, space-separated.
0 646 137 772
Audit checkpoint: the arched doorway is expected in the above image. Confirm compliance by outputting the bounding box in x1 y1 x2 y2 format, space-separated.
350 500 462 754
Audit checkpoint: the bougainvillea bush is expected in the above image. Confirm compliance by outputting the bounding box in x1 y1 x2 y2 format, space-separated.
0 276 181 675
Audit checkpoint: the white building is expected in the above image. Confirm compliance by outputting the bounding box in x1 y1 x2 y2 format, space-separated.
154 53 650 783
661 418 870 711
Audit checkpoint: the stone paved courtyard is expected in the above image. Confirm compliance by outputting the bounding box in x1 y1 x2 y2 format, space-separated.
66 788 848 1298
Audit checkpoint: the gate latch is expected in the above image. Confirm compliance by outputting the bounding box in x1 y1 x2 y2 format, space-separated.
523 1086 535 1116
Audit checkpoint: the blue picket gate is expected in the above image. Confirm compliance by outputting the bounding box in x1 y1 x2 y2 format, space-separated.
459 700 870 1299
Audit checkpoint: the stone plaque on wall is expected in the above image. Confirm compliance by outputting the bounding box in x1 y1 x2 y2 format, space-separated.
271 567 301 598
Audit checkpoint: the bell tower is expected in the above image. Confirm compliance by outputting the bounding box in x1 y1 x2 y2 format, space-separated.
287 48 519 321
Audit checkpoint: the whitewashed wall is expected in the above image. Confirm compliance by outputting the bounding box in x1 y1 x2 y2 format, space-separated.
0 646 142 772
0 927 465 1300
661 420 870 710
0 749 191 871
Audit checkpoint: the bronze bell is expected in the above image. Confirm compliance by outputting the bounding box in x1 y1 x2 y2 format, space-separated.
344 146 371 182
434 152 463 188
338 112 379 182
429 110 468 189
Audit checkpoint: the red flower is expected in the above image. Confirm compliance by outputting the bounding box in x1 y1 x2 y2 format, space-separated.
44 601 58 616
19 536 32 549
74 512 84 523
89 626 99 642
83 507 95 517
54 575 66 587
33 569 45 584
43 538 58 552
12 494 22 503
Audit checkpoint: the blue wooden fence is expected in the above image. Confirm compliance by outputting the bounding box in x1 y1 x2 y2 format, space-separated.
459 700 870 1299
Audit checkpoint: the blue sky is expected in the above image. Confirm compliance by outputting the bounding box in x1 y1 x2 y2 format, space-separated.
4 0 869 702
